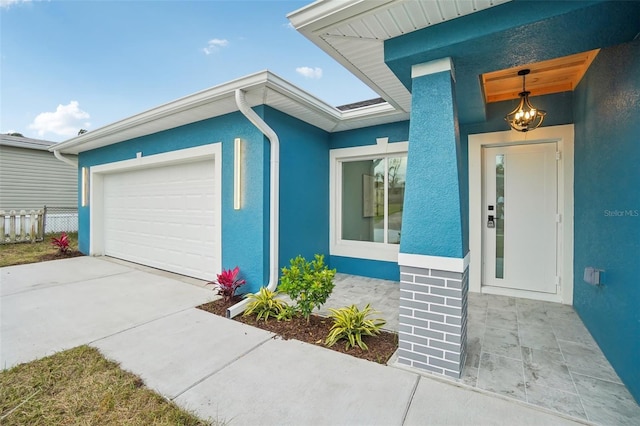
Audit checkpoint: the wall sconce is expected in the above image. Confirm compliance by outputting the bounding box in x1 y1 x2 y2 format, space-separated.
81 167 90 207
505 69 547 132
234 138 242 210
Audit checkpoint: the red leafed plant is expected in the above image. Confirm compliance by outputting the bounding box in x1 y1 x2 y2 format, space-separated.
209 266 246 303
51 232 70 254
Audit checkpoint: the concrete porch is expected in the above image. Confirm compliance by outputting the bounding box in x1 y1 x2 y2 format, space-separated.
324 273 640 425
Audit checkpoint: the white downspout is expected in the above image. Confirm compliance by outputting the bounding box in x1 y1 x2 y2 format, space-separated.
226 88 280 318
53 150 78 167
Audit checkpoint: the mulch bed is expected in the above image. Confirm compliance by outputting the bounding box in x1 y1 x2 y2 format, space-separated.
197 297 398 364
39 250 84 262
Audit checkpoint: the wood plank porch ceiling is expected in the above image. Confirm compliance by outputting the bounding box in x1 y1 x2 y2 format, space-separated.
481 49 600 103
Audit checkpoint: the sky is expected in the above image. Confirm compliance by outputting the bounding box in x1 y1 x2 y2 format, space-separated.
0 0 378 142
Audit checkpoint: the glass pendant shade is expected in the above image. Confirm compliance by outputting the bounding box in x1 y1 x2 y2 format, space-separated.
504 69 546 132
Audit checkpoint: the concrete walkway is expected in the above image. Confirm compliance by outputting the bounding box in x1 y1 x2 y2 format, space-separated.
1 257 586 425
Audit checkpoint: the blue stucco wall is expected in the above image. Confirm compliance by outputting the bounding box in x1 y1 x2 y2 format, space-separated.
78 111 270 293
462 92 574 136
331 256 399 281
261 106 330 271
384 1 640 125
573 39 640 402
401 70 465 259
330 121 409 149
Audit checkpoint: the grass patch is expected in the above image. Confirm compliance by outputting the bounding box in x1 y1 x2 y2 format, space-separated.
0 346 212 425
0 232 80 267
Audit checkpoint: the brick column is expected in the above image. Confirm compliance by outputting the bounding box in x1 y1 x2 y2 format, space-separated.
397 259 468 378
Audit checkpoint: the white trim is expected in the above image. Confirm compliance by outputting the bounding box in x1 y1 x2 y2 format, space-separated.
50 70 406 155
89 144 222 280
468 125 574 304
332 240 400 263
376 137 389 147
411 58 455 82
91 144 217 174
331 140 408 159
329 141 408 263
398 252 470 273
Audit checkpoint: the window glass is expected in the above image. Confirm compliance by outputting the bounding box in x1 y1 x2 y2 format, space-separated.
342 159 383 242
387 156 406 244
495 154 505 278
341 155 407 245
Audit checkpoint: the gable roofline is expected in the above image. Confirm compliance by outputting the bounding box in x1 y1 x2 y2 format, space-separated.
51 70 407 155
0 134 57 151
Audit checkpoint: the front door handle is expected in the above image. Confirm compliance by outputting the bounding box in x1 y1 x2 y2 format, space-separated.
487 215 495 228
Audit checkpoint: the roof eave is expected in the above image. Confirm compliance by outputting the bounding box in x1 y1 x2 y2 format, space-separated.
50 69 407 155
288 0 408 112
50 70 273 154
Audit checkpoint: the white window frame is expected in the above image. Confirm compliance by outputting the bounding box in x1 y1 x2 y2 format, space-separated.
330 138 409 262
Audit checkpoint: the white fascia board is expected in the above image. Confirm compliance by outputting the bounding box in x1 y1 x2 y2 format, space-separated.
303 36 408 113
51 70 272 154
265 72 401 123
287 0 394 33
263 72 343 119
51 70 352 155
288 0 408 113
49 68 407 156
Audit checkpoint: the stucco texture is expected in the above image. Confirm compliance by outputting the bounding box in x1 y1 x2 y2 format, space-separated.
573 38 640 402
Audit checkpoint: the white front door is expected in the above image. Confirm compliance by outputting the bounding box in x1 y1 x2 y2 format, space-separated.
482 143 558 293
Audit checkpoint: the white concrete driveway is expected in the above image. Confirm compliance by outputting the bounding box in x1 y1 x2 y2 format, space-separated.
1 256 215 369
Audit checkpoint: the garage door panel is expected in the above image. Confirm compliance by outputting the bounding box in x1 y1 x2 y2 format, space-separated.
103 159 218 280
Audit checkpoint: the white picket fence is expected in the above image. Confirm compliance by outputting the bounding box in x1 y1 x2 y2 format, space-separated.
0 209 45 244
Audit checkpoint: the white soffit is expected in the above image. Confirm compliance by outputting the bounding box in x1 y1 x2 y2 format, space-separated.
288 0 511 113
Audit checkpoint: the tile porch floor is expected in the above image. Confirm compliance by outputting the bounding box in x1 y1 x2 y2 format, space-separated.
323 273 640 425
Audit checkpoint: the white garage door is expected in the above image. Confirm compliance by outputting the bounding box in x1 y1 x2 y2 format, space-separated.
103 159 218 280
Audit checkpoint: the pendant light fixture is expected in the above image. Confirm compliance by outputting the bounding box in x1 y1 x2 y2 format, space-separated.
504 69 546 132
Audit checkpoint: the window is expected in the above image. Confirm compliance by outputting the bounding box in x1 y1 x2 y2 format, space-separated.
330 140 408 262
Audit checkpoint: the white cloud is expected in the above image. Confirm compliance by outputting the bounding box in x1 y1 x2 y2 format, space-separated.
29 101 91 138
202 38 229 55
283 22 294 30
0 0 31 9
296 66 323 79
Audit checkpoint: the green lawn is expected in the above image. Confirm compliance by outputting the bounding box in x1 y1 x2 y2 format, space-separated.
0 232 79 267
0 346 213 425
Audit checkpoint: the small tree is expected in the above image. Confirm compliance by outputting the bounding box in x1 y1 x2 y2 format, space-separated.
279 254 336 322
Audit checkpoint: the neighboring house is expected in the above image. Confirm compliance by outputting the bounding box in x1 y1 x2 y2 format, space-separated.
0 134 77 211
50 0 639 402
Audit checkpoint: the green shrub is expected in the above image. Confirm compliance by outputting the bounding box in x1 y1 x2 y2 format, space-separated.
275 304 297 322
325 304 386 350
243 287 289 322
278 254 336 322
